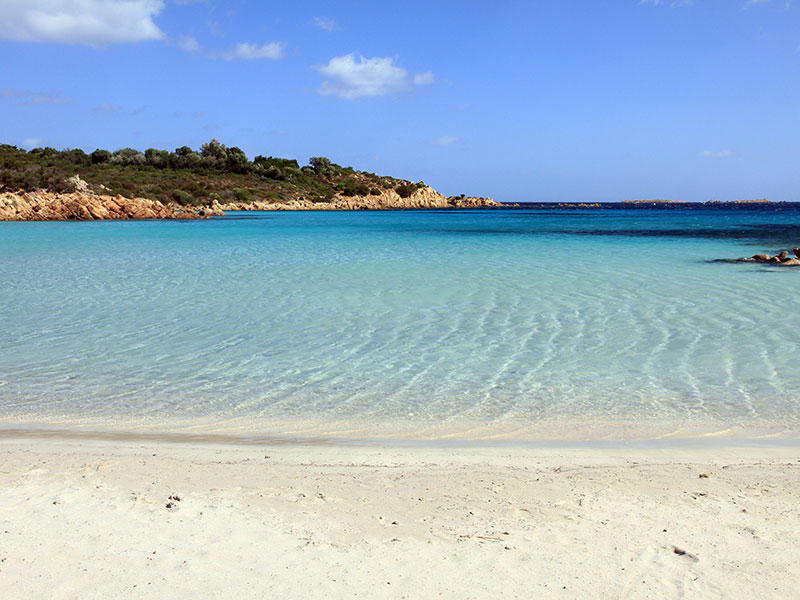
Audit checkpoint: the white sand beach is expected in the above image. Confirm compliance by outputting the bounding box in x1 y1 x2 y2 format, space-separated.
1 436 798 599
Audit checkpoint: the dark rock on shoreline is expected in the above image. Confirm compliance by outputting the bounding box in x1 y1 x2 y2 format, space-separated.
722 249 800 267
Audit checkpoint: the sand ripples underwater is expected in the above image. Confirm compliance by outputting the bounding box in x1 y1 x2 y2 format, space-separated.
2 207 800 441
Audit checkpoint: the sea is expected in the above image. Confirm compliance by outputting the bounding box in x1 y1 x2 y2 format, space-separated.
2 204 800 445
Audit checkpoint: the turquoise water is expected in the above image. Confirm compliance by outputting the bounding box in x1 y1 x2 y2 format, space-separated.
2 207 800 442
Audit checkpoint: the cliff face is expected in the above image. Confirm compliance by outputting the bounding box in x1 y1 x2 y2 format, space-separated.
0 190 224 221
219 186 501 211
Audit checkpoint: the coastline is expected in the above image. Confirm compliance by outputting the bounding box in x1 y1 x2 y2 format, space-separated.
1 436 797 599
0 185 501 221
2 412 800 449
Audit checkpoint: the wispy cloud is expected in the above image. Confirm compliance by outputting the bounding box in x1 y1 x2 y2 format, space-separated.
316 54 434 99
0 88 73 105
639 0 693 6
743 0 793 7
413 72 435 86
312 16 337 31
223 42 284 60
699 149 734 158
168 110 205 119
179 35 200 52
432 136 459 146
93 103 121 113
0 0 165 46
21 138 42 149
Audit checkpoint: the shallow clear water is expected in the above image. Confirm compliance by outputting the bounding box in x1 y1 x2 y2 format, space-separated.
2 206 800 441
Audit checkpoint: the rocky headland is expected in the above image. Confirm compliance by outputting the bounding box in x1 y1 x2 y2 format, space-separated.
1 142 504 219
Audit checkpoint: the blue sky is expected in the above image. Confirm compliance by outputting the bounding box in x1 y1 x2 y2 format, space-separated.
1 0 799 203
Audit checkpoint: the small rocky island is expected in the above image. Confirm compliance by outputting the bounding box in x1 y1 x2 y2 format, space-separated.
727 249 800 267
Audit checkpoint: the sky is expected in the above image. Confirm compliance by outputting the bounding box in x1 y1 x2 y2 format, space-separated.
1 0 799 203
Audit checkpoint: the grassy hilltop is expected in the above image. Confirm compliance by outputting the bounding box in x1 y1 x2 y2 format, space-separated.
0 140 426 206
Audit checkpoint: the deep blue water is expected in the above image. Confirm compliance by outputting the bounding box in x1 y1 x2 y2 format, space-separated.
2 205 800 441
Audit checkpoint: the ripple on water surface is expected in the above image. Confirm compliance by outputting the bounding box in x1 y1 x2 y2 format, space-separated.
1 208 800 442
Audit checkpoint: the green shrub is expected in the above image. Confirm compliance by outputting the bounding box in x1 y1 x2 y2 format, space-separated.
339 181 370 196
200 138 228 161
112 148 146 166
171 190 195 205
59 148 91 166
309 156 338 176
395 183 417 198
233 188 254 203
91 149 112 164
226 147 249 173
145 148 170 168
29 147 59 160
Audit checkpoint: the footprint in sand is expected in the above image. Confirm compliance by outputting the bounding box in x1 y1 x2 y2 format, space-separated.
617 545 717 599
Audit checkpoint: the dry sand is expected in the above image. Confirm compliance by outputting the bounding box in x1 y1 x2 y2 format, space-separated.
0 436 798 599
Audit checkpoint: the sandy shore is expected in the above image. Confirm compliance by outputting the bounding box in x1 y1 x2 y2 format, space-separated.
1 437 798 599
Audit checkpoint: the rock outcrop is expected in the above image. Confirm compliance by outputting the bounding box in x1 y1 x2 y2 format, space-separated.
1 182 499 221
0 190 224 221
723 250 800 267
219 186 502 211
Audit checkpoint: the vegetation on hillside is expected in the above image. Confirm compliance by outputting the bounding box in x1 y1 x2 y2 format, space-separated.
0 140 426 206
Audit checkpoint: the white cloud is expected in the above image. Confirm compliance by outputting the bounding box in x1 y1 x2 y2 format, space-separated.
316 54 434 99
0 0 165 45
699 149 734 158
413 71 435 85
179 35 200 52
0 89 73 105
223 42 284 60
312 16 337 31
21 138 43 149
432 136 459 146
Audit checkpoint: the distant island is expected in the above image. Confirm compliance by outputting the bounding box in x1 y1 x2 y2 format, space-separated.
0 140 499 220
